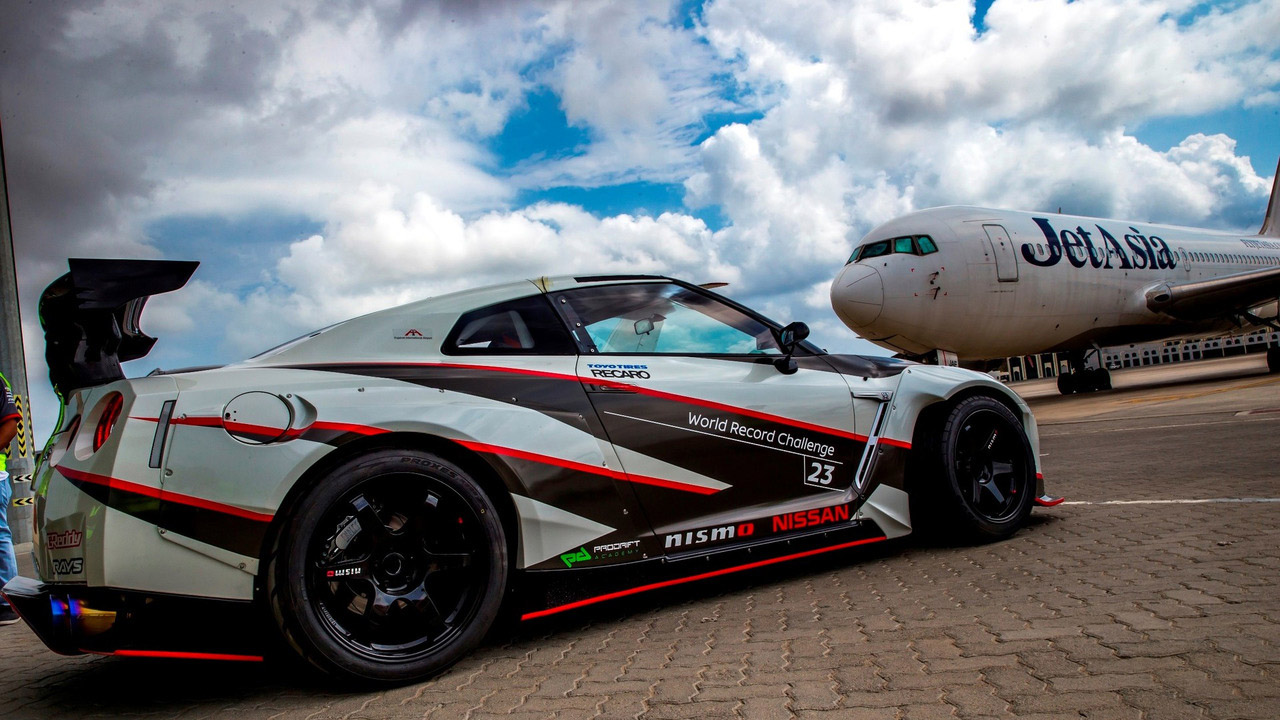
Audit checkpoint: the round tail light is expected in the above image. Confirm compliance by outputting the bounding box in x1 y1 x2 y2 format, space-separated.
93 393 124 452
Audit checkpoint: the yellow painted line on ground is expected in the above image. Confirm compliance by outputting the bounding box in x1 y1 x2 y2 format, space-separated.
1117 375 1280 405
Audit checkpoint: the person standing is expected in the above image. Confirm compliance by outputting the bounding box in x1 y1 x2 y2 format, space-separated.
0 372 21 625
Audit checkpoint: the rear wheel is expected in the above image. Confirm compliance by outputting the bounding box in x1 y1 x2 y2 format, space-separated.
915 396 1035 542
267 449 507 684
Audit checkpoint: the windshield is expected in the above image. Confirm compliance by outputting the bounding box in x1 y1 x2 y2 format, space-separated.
849 235 938 263
555 283 793 355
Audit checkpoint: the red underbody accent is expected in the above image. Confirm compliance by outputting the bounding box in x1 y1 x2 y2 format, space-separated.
879 437 912 450
522 535 888 620
55 466 274 523
93 649 263 662
1035 496 1065 507
456 440 721 495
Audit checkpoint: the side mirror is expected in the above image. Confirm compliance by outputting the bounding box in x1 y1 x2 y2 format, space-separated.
773 321 809 374
776 321 809 354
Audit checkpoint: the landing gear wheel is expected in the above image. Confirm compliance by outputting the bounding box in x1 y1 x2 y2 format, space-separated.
1057 372 1076 395
267 450 507 684
1269 347 1280 373
918 396 1035 543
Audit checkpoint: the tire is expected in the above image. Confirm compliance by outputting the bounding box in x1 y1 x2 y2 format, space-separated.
1056 373 1075 395
915 396 1036 543
267 449 508 684
1097 368 1112 390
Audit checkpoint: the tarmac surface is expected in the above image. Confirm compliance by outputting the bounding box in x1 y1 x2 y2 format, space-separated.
2 354 1278 719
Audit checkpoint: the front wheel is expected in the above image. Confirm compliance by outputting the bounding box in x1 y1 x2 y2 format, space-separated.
267 449 508 684
915 396 1036 543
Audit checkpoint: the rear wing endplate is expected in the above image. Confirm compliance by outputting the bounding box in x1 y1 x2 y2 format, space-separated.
40 259 199 397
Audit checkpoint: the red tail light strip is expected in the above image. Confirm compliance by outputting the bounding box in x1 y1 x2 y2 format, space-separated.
522 534 888 621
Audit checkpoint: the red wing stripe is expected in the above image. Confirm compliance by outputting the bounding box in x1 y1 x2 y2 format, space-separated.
56 466 274 523
170 416 223 428
308 421 388 436
522 535 888 620
170 416 387 438
456 440 721 496
305 361 867 442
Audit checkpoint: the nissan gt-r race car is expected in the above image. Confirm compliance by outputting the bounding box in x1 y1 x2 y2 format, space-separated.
5 259 1059 684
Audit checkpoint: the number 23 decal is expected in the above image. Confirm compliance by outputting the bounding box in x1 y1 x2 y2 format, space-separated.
805 461 838 490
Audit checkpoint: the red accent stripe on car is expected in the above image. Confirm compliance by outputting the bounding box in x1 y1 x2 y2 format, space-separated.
305 361 869 442
169 416 224 428
1035 496 1065 507
522 535 888 620
879 438 912 449
168 416 388 439
455 439 722 495
100 649 264 662
55 466 275 523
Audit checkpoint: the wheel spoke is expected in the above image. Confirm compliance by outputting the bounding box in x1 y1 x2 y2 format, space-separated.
425 550 473 573
990 461 1016 478
404 583 448 638
982 480 1007 506
364 588 396 621
350 494 390 544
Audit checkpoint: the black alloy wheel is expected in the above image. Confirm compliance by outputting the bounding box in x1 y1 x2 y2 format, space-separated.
268 450 507 683
951 406 1026 524
916 395 1035 542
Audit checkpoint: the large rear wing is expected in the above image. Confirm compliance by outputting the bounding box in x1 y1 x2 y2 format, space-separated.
40 259 199 398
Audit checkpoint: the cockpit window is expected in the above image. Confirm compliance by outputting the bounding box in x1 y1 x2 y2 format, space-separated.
852 240 890 262
849 235 938 263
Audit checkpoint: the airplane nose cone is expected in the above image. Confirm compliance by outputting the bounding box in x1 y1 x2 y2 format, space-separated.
831 264 884 328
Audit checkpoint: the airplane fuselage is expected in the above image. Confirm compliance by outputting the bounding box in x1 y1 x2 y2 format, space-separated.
831 206 1280 361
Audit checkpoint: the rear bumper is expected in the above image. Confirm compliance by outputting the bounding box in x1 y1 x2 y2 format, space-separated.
2 576 265 661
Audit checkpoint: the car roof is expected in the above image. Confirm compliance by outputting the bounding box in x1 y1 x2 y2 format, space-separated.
238 274 677 367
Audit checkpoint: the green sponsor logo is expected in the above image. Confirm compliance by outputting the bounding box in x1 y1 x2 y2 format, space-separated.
560 546 592 568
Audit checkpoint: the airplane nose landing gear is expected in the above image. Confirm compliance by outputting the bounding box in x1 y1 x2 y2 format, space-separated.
1056 350 1112 395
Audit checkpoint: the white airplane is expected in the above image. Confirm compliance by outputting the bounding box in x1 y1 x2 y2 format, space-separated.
831 160 1280 394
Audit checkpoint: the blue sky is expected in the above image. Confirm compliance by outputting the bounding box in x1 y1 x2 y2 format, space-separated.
2 0 1278 437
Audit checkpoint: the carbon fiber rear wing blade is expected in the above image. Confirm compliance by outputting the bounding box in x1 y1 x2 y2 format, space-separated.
40 258 199 397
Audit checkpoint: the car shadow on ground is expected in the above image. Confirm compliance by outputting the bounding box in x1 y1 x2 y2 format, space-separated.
19 516 1061 710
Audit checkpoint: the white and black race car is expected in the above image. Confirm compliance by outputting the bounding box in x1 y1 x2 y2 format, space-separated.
5 259 1060 683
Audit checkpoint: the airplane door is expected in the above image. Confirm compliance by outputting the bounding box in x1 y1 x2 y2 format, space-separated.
983 224 1019 282
552 282 869 556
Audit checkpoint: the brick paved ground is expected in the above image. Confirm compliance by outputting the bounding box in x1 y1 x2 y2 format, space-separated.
2 364 1278 719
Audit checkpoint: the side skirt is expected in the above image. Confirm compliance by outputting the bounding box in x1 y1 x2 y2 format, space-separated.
518 520 891 621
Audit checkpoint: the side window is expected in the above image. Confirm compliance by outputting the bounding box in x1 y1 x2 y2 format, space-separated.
893 237 915 254
443 295 577 355
916 235 938 254
555 283 784 356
